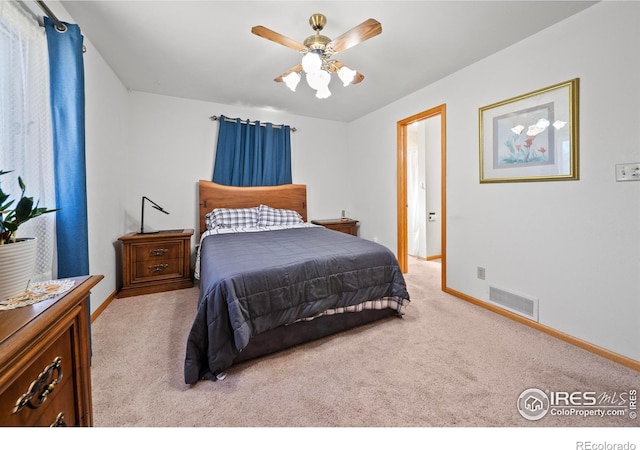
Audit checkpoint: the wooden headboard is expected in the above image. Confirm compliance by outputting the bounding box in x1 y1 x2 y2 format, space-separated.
198 180 308 235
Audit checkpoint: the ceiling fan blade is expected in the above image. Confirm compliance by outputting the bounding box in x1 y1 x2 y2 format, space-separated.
327 18 382 54
274 65 303 83
329 61 365 85
251 26 307 52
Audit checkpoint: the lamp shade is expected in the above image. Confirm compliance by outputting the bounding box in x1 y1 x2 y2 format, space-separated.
306 69 330 90
282 72 301 91
337 66 357 86
315 85 331 99
301 52 322 73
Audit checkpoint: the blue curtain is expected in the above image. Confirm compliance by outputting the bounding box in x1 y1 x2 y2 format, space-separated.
212 116 292 186
44 18 89 278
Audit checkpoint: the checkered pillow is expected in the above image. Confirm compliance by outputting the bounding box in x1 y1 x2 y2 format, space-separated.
205 207 259 229
257 204 303 227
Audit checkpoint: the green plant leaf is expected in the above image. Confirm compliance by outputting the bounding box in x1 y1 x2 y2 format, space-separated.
0 170 57 244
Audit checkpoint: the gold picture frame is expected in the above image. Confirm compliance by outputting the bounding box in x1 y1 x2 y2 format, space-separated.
479 78 579 183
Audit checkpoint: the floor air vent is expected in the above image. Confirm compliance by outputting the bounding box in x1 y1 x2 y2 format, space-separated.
489 286 538 322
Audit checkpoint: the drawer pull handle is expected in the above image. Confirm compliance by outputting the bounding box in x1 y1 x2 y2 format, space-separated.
149 248 169 256
50 412 66 427
13 356 63 414
148 263 169 273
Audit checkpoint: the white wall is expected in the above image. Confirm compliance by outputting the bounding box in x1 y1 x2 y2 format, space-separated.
347 2 640 361
425 116 441 257
407 123 426 258
83 38 130 312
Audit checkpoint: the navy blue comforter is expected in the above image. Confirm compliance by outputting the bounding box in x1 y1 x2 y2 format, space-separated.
184 226 409 384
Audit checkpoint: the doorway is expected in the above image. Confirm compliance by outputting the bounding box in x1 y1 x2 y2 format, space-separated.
397 104 446 284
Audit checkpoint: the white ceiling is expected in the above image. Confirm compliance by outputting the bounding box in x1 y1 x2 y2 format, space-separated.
59 1 597 122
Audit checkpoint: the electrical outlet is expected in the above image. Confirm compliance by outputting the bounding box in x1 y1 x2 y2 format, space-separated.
616 163 640 181
477 267 486 280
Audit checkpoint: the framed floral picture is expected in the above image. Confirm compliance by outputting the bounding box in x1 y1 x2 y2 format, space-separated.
479 78 579 183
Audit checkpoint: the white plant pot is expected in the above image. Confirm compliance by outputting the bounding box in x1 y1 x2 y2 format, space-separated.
0 238 37 301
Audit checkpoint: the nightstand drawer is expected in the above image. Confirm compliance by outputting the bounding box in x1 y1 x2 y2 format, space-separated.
132 258 183 282
133 241 183 263
311 219 359 236
326 222 356 235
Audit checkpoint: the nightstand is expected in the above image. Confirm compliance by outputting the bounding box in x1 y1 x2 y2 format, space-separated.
311 219 359 236
118 229 193 298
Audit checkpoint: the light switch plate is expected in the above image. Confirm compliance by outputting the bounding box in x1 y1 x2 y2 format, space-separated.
615 163 640 181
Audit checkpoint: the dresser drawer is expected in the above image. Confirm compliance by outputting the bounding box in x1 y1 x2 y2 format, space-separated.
1 374 77 426
0 326 77 426
132 241 183 263
0 276 101 427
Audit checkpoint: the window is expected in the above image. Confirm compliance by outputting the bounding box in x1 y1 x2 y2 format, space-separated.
1 1 56 280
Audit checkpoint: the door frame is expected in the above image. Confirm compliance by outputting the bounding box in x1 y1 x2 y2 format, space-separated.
397 104 446 286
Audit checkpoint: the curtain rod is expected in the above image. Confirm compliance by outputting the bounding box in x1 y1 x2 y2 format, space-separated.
35 0 66 31
210 115 297 132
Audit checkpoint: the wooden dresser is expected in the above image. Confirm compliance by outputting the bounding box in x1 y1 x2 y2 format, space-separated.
311 218 359 236
0 275 102 427
118 229 193 298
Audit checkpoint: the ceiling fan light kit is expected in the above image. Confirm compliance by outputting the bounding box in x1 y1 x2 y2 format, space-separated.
251 13 382 99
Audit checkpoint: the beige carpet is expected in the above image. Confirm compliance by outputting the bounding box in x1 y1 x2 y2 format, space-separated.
90 258 639 427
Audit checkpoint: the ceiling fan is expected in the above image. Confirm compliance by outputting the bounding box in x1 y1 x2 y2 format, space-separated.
251 13 382 99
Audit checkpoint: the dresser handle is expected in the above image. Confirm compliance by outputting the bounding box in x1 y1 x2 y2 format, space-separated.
50 412 66 427
148 263 169 273
13 356 63 414
149 248 169 256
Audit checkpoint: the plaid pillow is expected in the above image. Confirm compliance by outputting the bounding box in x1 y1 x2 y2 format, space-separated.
257 204 303 227
205 207 259 229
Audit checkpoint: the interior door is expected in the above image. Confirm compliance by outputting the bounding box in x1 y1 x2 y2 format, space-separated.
397 104 446 283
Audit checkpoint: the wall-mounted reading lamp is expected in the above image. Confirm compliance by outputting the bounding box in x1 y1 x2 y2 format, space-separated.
139 196 169 234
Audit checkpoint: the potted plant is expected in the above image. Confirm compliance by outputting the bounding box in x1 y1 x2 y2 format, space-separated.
0 170 58 300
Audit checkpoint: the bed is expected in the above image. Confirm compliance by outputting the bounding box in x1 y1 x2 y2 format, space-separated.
184 180 410 384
